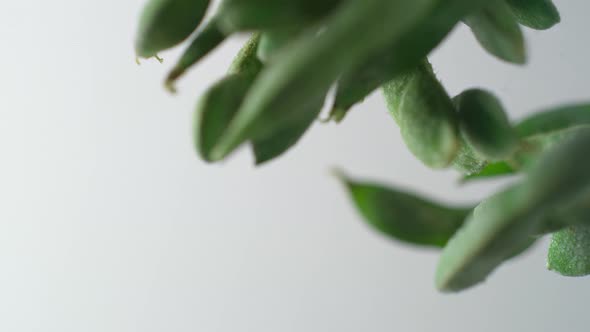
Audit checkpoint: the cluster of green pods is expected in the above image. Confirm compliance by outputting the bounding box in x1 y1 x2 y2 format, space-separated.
135 0 590 292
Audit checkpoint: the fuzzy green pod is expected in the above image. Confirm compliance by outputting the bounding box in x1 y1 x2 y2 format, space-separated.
436 132 590 292
454 89 518 160
194 35 262 161
548 224 590 277
383 60 460 168
165 18 227 92
337 172 471 248
217 0 341 32
135 0 211 58
506 0 560 30
463 1 526 64
330 0 492 120
210 0 437 161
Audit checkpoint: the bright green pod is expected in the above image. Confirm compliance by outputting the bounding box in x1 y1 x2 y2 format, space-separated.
454 89 518 160
516 103 590 137
463 1 526 64
251 94 325 165
383 60 460 168
135 0 211 58
548 223 590 277
194 35 262 162
337 171 472 248
436 131 590 292
330 0 491 121
210 0 437 161
217 0 341 32
506 0 560 30
165 18 227 92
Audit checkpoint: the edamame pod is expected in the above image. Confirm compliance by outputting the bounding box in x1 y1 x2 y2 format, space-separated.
194 35 262 161
217 0 341 32
165 18 227 92
454 89 518 160
135 0 211 58
463 1 526 64
330 0 491 121
516 103 590 137
210 0 437 161
436 132 590 292
506 0 560 30
383 60 460 168
548 224 590 277
337 171 471 248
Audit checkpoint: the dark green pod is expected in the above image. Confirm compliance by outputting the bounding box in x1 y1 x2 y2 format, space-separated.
251 94 325 165
548 224 590 277
194 35 262 161
337 172 471 248
257 25 304 63
436 132 590 292
463 1 526 64
506 0 560 30
217 0 341 32
210 0 437 161
383 60 460 168
165 18 227 92
454 89 518 160
135 0 211 58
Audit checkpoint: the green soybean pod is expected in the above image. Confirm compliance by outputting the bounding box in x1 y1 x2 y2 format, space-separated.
210 0 437 161
383 60 460 168
516 103 590 137
135 0 211 58
194 35 262 161
452 139 490 176
463 1 526 64
330 0 492 121
217 0 341 32
548 223 590 277
506 0 560 30
436 132 590 292
454 89 518 160
336 171 472 248
165 18 227 92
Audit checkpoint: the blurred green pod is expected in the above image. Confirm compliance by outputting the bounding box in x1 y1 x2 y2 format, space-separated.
135 0 211 58
516 103 590 137
463 1 526 64
217 0 341 32
165 18 227 92
330 0 492 121
194 35 262 161
506 0 560 30
337 171 472 248
383 60 460 168
211 0 437 161
436 132 590 292
454 89 518 160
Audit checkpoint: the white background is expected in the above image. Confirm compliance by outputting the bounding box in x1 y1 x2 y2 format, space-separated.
1 1 590 331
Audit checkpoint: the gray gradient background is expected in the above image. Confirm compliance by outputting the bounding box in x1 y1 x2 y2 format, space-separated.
1 1 590 331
